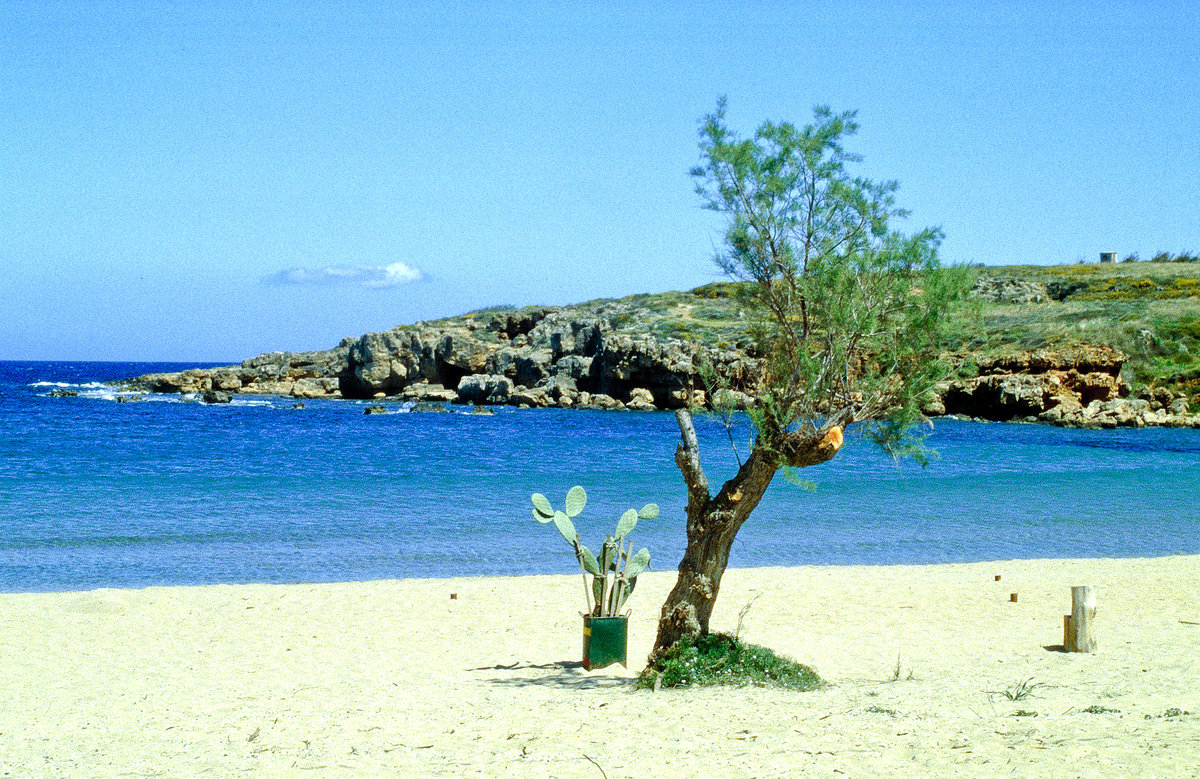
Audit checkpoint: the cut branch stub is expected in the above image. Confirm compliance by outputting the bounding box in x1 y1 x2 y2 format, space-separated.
781 425 843 468
674 409 711 503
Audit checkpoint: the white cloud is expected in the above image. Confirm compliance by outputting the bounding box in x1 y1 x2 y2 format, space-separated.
264 262 424 288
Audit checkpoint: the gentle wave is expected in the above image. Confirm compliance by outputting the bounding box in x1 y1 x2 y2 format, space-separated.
30 381 109 389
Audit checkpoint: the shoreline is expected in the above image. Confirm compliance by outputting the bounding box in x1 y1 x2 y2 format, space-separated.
3 556 1198 775
3 550 1200 597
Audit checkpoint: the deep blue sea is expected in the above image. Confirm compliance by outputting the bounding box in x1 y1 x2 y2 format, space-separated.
1 360 1198 593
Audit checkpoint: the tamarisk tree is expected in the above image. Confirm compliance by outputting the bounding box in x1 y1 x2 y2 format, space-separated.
650 100 967 662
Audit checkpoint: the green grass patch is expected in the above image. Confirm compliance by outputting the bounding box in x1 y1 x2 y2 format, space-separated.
690 281 745 299
1082 705 1120 714
987 677 1040 701
637 633 824 691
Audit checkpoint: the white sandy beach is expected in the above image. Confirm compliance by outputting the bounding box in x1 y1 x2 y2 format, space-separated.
2 556 1199 777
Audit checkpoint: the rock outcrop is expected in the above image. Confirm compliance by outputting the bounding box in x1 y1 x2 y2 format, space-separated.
125 306 761 413
123 306 1198 427
137 348 348 398
938 345 1199 428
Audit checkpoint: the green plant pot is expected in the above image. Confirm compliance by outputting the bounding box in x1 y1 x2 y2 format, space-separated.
582 615 628 671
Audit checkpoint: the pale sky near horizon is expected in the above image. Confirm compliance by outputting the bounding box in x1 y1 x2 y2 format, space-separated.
2 1 1197 362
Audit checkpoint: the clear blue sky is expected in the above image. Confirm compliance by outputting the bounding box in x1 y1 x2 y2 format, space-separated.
2 1 1197 362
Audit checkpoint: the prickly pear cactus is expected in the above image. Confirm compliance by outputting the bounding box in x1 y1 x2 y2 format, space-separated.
528 485 659 617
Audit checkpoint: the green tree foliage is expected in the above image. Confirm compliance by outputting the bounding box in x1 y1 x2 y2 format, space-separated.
650 100 968 662
691 97 966 458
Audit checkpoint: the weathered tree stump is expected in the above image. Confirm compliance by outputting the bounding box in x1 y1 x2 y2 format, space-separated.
1063 585 1097 653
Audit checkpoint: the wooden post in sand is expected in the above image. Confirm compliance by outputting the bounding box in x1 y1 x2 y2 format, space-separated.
1064 585 1097 653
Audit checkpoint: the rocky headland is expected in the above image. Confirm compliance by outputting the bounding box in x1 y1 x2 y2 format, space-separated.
125 302 755 413
123 272 1200 429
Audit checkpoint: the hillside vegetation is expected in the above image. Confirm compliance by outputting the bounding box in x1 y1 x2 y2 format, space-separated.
965 262 1200 400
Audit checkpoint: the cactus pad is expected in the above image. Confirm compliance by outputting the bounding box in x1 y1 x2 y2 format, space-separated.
527 483 657 617
615 508 639 539
552 510 577 544
564 486 587 518
578 544 601 576
531 493 554 518
625 548 651 579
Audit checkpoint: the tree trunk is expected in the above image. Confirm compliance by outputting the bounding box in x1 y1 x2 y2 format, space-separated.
648 409 843 666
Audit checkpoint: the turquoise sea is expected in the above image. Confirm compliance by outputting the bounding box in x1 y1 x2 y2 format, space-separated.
1 361 1198 593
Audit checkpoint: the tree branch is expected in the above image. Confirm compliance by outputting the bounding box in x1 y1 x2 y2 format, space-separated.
779 425 844 468
674 409 711 510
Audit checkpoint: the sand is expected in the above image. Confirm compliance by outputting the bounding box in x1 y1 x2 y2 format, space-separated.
2 556 1199 777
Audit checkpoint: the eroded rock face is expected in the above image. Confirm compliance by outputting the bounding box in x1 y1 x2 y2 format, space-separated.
133 349 351 398
943 369 1121 422
937 345 1199 428
455 374 513 405
122 307 1196 427
437 334 493 376
973 346 1126 377
486 307 553 340
942 346 1125 422
579 393 624 410
488 348 553 387
291 378 341 399
509 386 554 408
125 300 755 411
595 334 706 407
529 313 608 360
345 330 421 397
626 387 657 411
139 369 213 394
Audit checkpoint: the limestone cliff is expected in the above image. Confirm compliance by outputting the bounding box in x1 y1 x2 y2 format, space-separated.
933 346 1198 428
